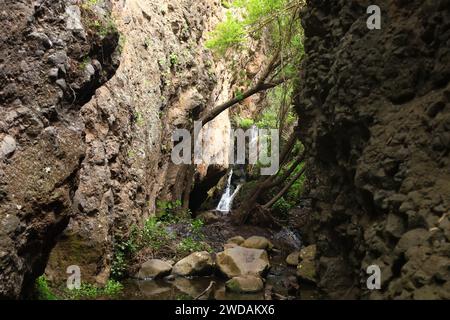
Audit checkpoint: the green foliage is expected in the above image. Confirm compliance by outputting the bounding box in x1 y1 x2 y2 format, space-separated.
67 280 123 300
169 53 179 67
141 217 174 250
233 116 255 129
190 218 204 238
177 237 206 255
206 0 304 59
35 276 58 300
111 200 208 279
205 12 246 55
156 199 184 220
272 196 292 216
79 56 91 70
111 227 139 279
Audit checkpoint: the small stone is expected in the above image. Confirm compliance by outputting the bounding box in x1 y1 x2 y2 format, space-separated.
48 51 67 66
242 236 274 250
29 32 52 49
0 135 16 159
297 259 316 284
56 79 67 90
227 236 245 245
299 245 316 261
48 68 59 79
1 214 20 235
386 213 406 238
66 5 85 33
226 275 264 293
296 245 317 283
85 64 95 77
286 252 300 266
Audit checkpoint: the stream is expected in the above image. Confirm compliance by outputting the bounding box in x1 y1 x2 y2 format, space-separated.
118 258 321 300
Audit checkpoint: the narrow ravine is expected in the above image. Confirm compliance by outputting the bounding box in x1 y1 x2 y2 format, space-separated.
0 0 449 302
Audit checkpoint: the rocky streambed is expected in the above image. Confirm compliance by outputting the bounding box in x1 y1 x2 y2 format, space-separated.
120 233 321 300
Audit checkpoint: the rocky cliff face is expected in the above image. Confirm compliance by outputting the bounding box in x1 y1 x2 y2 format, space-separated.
296 0 450 299
0 0 227 298
44 0 228 287
0 0 120 298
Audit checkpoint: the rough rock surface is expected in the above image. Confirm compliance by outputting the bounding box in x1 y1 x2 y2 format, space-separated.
296 0 450 299
136 259 172 279
216 246 270 278
0 0 119 298
172 251 214 276
45 0 227 286
296 245 317 284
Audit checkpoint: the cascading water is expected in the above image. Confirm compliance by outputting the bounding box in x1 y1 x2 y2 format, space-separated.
216 126 257 213
216 169 241 213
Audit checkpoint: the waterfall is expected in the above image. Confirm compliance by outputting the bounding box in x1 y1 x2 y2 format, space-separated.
216 169 241 213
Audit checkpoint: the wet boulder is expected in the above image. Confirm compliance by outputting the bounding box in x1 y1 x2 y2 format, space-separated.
296 245 317 284
216 246 270 278
226 275 264 293
172 251 214 276
136 259 172 279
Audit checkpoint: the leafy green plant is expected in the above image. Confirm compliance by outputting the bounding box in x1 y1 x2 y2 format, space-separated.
67 280 123 300
177 237 208 255
169 53 179 67
190 218 204 238
35 276 58 300
141 217 174 249
79 56 91 70
234 116 255 129
206 12 246 55
103 279 124 296
156 199 183 220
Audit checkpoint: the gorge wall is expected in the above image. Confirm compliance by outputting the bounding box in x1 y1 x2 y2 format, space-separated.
0 0 122 298
296 0 450 299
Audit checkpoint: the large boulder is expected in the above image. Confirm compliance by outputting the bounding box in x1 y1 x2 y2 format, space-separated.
216 246 270 278
226 275 264 293
136 259 172 279
296 245 317 284
172 251 214 276
242 236 273 250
